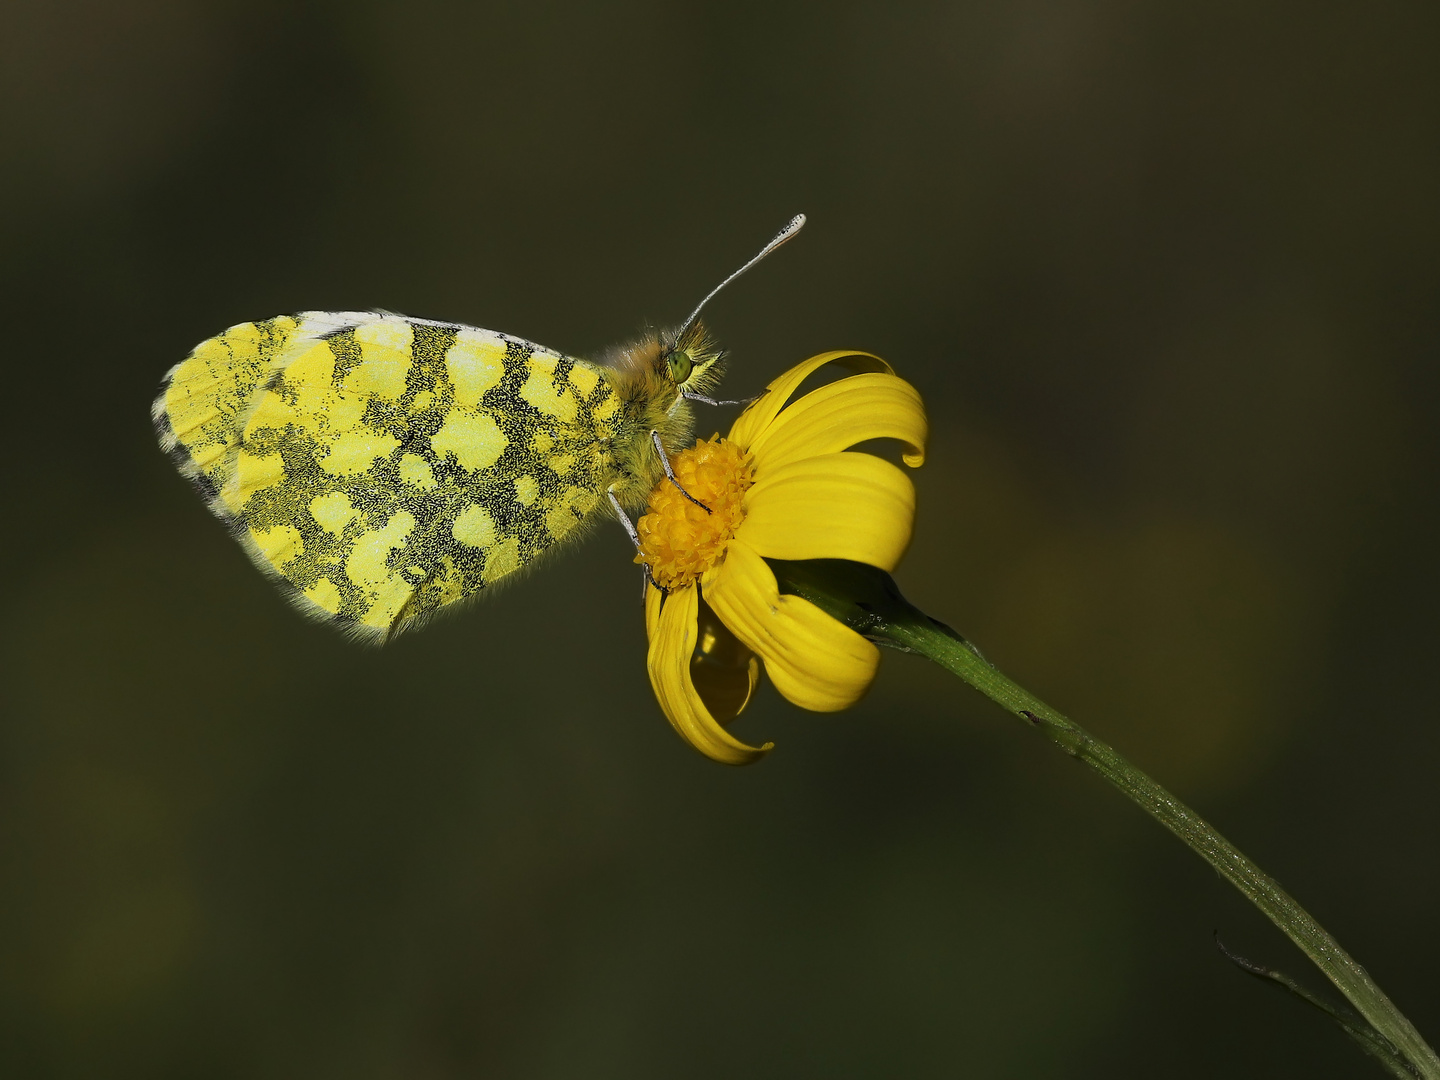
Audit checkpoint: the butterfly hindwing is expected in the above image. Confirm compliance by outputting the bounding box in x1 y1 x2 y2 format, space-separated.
155 312 628 641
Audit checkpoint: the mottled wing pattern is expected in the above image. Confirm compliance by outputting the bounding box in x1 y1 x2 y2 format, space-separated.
154 312 357 494
154 312 626 641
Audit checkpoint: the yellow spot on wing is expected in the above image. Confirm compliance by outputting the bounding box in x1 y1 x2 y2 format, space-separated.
569 363 600 397
452 503 496 548
519 360 577 423
354 317 414 352
311 492 357 534
447 331 506 407
431 410 507 471
348 319 413 401
322 430 402 475
514 475 539 506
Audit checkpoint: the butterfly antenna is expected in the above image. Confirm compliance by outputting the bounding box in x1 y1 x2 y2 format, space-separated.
673 213 807 344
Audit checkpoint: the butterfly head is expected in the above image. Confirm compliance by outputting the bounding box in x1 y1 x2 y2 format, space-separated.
660 321 725 398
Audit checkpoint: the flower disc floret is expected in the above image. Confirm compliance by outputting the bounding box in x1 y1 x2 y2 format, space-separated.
635 438 753 590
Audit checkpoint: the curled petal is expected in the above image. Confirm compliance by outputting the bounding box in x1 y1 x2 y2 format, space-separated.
690 592 762 724
746 372 927 473
703 541 880 712
738 452 916 571
728 351 894 452
645 584 771 766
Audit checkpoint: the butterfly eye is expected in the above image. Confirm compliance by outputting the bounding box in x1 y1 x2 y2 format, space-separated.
667 348 694 384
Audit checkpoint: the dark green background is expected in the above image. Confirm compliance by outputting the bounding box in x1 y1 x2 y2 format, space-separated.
3 1 1438 1076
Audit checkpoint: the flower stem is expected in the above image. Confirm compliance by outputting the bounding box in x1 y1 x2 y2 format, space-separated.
769 558 1440 1078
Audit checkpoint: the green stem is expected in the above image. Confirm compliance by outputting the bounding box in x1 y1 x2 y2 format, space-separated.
770 559 1439 1079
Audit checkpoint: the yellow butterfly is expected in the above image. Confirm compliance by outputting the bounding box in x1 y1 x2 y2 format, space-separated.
153 215 805 642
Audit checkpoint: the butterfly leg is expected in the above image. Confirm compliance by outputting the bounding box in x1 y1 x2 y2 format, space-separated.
608 488 667 598
608 488 643 547
650 430 712 514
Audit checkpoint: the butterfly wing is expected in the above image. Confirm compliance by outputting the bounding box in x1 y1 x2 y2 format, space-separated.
155 312 624 641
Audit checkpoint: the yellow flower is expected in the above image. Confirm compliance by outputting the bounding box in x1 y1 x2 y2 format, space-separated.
637 351 927 764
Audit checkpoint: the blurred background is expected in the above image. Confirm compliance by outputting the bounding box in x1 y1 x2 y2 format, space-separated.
2 0 1437 1076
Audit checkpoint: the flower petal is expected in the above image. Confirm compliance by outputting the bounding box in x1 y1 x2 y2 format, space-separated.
738 452 915 571
645 584 771 765
746 372 927 473
728 351 894 452
703 541 880 712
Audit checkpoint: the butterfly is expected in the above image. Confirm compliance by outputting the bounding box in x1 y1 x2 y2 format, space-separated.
152 215 805 642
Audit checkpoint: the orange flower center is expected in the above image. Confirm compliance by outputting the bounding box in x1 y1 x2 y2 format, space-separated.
635 437 754 590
